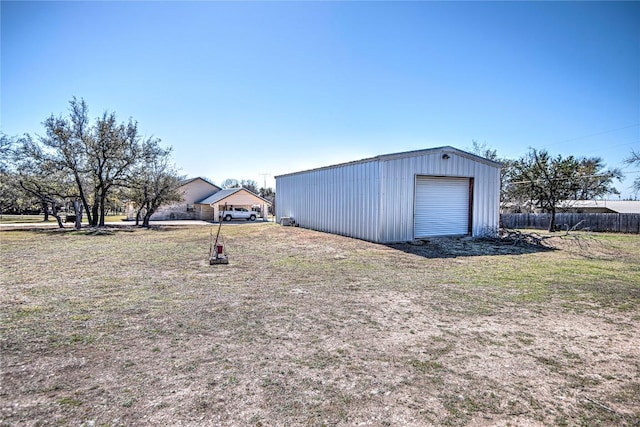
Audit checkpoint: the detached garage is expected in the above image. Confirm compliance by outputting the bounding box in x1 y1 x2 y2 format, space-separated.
198 187 271 222
275 146 502 243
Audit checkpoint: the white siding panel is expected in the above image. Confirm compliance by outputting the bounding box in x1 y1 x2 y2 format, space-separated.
415 177 469 237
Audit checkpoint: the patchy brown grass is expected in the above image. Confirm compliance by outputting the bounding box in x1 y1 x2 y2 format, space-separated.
1 224 639 426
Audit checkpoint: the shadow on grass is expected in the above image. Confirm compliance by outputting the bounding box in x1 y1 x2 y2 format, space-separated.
387 237 556 259
9 226 138 236
4 223 211 236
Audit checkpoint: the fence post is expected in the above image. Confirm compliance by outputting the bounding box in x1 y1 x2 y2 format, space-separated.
617 213 621 233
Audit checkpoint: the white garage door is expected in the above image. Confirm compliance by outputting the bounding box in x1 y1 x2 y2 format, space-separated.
415 176 471 238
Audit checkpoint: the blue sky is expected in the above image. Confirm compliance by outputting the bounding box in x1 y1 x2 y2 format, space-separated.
2 1 639 197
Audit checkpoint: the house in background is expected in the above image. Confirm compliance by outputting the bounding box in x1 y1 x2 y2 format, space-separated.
198 187 272 222
276 146 502 243
505 200 640 214
557 200 640 214
126 177 271 221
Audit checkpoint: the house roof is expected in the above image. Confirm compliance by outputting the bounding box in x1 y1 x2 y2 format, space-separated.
275 146 503 179
558 200 640 214
198 187 272 206
180 177 221 191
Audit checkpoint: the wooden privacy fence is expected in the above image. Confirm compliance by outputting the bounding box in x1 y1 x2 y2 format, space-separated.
500 213 640 234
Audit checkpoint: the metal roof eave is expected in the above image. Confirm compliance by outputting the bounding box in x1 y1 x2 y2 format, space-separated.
275 146 503 179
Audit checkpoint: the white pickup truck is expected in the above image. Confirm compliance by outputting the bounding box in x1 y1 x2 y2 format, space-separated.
219 207 257 222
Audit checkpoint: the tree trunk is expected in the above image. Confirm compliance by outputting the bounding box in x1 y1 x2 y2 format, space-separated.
42 201 49 221
74 199 83 230
141 201 152 228
142 204 151 227
51 201 64 228
143 207 157 228
81 197 92 226
548 207 557 232
99 194 107 227
73 171 93 227
91 202 99 227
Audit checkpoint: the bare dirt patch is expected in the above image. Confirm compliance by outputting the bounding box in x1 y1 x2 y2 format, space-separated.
1 224 639 426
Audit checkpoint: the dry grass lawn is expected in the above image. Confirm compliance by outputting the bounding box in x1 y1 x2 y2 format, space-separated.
1 223 639 426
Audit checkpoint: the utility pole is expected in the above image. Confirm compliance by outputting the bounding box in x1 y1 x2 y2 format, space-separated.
259 173 270 191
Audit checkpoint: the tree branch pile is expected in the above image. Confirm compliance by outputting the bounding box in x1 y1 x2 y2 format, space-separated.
496 229 554 247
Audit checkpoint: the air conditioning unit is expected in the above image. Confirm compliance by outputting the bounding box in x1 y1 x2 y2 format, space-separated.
280 217 296 226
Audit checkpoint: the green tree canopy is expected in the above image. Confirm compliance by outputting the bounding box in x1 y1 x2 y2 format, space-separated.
506 148 622 231
127 139 184 227
6 97 181 228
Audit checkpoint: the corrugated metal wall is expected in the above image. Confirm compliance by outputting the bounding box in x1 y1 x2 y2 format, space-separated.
276 161 381 242
276 148 501 243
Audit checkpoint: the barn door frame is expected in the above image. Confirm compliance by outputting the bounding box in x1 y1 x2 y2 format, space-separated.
413 175 474 238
